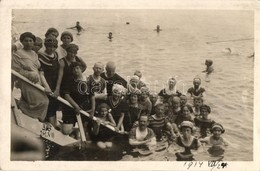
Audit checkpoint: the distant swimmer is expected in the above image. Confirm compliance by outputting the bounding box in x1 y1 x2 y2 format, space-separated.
67 21 85 34
108 32 113 41
202 59 214 75
154 25 162 32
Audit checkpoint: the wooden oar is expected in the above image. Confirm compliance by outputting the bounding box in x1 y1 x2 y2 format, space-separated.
11 69 125 134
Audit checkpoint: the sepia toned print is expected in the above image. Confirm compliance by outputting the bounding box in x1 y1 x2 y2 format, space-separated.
10 9 254 163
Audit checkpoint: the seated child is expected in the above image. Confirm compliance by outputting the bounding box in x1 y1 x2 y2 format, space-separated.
200 123 228 156
194 105 215 138
129 114 157 151
148 103 176 141
91 103 116 149
175 121 201 161
62 62 95 135
202 59 214 74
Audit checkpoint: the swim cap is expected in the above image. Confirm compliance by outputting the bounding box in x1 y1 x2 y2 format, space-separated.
66 43 79 52
20 32 36 42
44 37 58 48
134 70 142 78
45 28 59 38
112 84 126 95
140 87 150 95
200 104 211 113
129 89 141 95
211 123 225 133
168 77 176 83
130 75 139 83
61 31 73 42
180 121 194 129
193 77 201 83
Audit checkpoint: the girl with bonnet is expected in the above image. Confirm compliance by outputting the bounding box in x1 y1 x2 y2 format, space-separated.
105 84 129 132
200 123 229 157
12 32 50 122
91 103 116 150
175 121 201 161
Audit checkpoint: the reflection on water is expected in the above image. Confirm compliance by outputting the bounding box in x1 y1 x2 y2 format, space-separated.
13 9 254 161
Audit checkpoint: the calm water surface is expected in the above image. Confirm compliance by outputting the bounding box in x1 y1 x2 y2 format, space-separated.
13 9 254 161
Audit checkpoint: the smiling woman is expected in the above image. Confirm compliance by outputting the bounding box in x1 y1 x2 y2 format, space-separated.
12 32 50 122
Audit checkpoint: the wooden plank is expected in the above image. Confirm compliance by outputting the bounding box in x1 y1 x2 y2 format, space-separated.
11 69 126 134
11 94 79 146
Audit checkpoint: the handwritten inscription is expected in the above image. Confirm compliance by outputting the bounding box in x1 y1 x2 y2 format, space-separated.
183 161 228 170
208 160 228 170
183 161 204 169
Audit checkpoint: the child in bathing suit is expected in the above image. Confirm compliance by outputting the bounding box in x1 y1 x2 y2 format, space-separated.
200 123 228 156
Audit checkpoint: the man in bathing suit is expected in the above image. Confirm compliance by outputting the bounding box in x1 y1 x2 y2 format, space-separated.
129 114 157 149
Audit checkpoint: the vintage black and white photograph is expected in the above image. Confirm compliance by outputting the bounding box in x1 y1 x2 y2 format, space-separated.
9 8 254 163
3 0 260 169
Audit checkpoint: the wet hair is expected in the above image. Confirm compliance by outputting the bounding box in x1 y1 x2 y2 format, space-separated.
44 37 58 48
181 104 193 113
70 61 83 71
200 104 211 113
66 43 79 52
96 103 111 114
45 28 59 38
210 123 225 134
20 32 36 42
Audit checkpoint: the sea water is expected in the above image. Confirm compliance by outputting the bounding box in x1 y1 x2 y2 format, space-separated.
12 9 254 161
